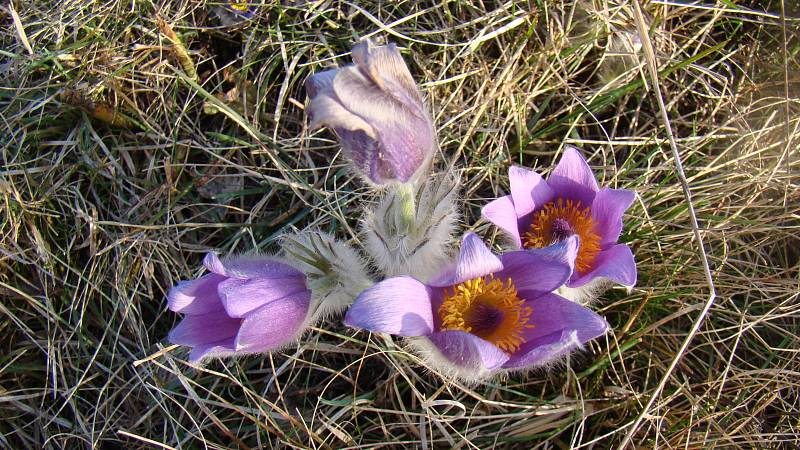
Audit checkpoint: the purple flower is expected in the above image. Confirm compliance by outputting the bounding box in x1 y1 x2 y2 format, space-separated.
482 147 637 288
344 233 608 379
225 1 255 17
167 253 312 362
305 40 435 184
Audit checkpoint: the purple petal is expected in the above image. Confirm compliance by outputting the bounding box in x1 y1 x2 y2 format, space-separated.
547 147 599 206
428 233 503 287
217 275 308 318
502 330 581 369
234 291 312 352
350 41 423 110
569 244 636 287
305 69 336 98
306 91 376 136
509 166 554 218
428 330 509 370
497 235 579 298
482 195 522 248
203 253 303 280
338 128 381 177
203 252 226 275
168 311 240 347
344 277 434 337
590 187 635 246
188 338 236 363
502 293 608 368
332 68 432 182
167 273 226 315
305 41 434 184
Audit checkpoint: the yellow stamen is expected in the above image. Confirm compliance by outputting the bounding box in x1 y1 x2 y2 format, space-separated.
228 2 251 12
523 198 601 274
438 276 533 353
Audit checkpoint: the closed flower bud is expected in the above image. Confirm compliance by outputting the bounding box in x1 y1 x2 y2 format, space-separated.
167 253 313 362
305 40 436 185
362 174 459 281
280 230 373 317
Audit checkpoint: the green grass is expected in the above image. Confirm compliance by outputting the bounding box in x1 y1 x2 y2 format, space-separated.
1 0 798 448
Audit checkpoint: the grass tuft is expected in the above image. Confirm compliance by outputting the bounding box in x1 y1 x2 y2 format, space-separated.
1 1 798 448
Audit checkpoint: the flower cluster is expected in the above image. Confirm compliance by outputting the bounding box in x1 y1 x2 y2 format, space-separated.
164 40 637 382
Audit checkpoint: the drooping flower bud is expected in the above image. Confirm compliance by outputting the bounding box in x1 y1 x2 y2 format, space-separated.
305 40 436 185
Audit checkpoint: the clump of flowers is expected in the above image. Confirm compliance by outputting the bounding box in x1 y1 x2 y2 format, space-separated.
164 40 637 384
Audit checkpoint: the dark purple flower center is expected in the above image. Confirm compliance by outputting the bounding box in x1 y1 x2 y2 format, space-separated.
465 302 504 334
550 217 575 243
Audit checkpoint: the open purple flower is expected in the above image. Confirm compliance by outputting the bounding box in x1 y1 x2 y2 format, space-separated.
167 253 312 362
305 40 435 184
482 147 636 288
344 233 608 380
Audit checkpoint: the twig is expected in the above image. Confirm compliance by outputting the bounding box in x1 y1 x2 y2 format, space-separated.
617 1 718 448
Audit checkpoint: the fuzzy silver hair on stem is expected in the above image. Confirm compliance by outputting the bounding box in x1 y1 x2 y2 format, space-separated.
361 174 459 281
280 230 373 319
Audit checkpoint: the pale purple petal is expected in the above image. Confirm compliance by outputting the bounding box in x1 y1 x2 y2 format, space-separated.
188 338 236 363
350 41 423 111
203 252 226 275
372 125 433 182
591 187 636 246
337 128 380 176
547 147 599 206
569 244 636 287
234 291 312 352
509 166 554 218
427 330 510 370
428 233 503 287
481 195 522 248
168 312 240 347
502 330 581 369
502 293 608 368
203 253 303 280
497 235 579 298
344 277 434 337
306 92 376 136
332 68 432 182
305 69 336 98
167 273 226 315
217 275 308 318
305 41 434 184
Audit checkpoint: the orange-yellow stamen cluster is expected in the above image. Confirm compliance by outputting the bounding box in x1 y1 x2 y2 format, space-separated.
228 2 251 12
438 276 533 353
523 198 601 274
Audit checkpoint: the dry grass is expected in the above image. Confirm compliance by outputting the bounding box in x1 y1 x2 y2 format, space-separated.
1 1 798 448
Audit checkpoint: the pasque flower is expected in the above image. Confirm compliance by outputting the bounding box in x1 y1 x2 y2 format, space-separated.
482 147 636 288
305 40 436 184
167 253 313 362
344 233 608 380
